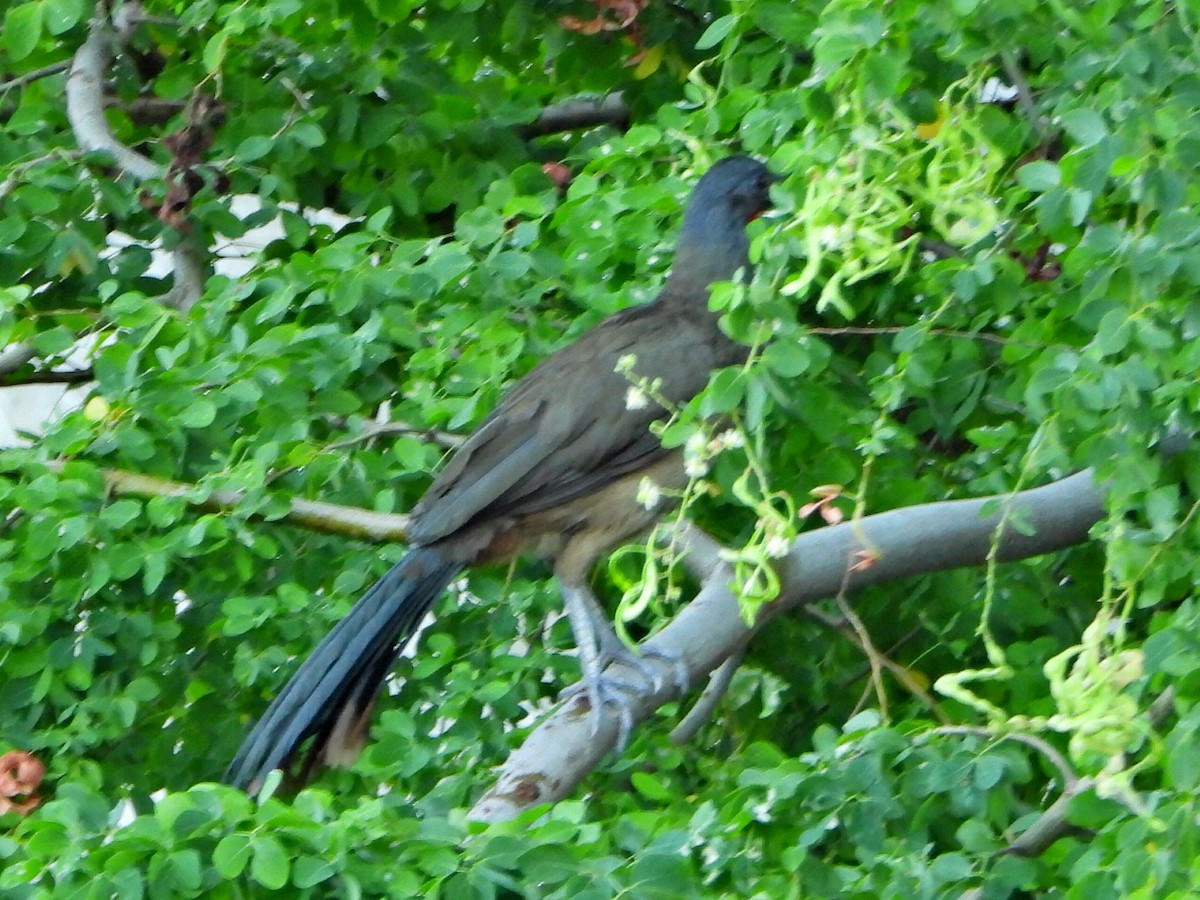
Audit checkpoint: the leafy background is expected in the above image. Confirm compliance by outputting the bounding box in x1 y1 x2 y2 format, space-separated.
2 0 1200 896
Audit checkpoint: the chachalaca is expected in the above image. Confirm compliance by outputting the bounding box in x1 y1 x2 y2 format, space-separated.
226 155 776 789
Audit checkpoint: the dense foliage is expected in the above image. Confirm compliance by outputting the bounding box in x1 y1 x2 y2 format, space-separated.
2 0 1199 896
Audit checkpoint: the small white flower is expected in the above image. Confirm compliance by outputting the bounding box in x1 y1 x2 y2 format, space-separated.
683 432 709 477
765 534 791 559
818 225 841 248
637 478 662 510
717 429 744 450
625 386 648 410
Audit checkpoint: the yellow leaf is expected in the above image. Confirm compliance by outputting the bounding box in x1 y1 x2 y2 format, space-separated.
634 44 664 79
902 666 931 691
83 397 110 421
915 102 947 140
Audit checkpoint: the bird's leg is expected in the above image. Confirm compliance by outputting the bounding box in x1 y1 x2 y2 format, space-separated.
558 580 639 747
579 594 689 694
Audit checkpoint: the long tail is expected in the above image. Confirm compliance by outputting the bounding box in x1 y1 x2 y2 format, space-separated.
225 545 463 789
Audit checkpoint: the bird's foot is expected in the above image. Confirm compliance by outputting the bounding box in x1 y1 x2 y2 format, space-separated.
593 627 690 697
559 673 642 750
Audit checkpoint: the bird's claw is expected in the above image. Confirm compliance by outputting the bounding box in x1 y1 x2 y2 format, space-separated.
560 675 640 750
594 632 689 697
639 645 690 695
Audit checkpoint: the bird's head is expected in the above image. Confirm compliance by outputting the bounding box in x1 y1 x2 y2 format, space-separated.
687 155 778 227
669 155 778 292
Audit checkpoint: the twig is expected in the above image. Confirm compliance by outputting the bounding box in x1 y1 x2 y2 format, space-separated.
263 420 464 487
928 724 1076 788
0 368 95 386
807 325 1062 350
38 461 411 542
832 557 889 719
1000 51 1049 138
324 420 464 453
0 60 71 92
811 609 951 724
0 149 82 203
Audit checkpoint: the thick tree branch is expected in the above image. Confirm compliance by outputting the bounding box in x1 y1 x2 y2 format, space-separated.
67 13 163 183
0 345 38 378
58 10 206 316
519 93 629 139
469 469 1106 822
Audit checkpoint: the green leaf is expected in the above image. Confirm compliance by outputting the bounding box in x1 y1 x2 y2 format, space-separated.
762 339 811 377
100 498 142 528
630 771 673 802
42 0 83 34
696 14 738 50
202 30 228 72
236 135 274 162
250 835 290 890
30 326 76 356
212 833 252 879
1061 108 1108 148
700 367 745 415
3 3 43 60
291 122 327 148
1094 308 1131 355
972 754 1005 790
179 398 217 428
1017 160 1061 192
293 855 336 888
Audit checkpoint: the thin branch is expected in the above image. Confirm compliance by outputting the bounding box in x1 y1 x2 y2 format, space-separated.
812 609 951 724
1000 51 1049 138
928 724 1077 789
519 93 630 139
324 420 465 453
807 325 1066 351
0 59 71 92
669 642 746 744
929 686 1178 859
113 95 187 126
1004 777 1094 857
40 461 411 542
0 368 94 386
832 555 889 719
65 10 207 314
162 231 207 312
918 237 960 260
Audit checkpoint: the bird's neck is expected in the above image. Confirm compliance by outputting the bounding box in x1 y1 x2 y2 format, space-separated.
661 205 752 302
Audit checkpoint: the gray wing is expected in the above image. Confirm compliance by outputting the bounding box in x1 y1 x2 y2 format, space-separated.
406 302 737 545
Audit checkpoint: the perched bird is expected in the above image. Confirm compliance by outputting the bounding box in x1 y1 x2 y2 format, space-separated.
227 155 777 789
